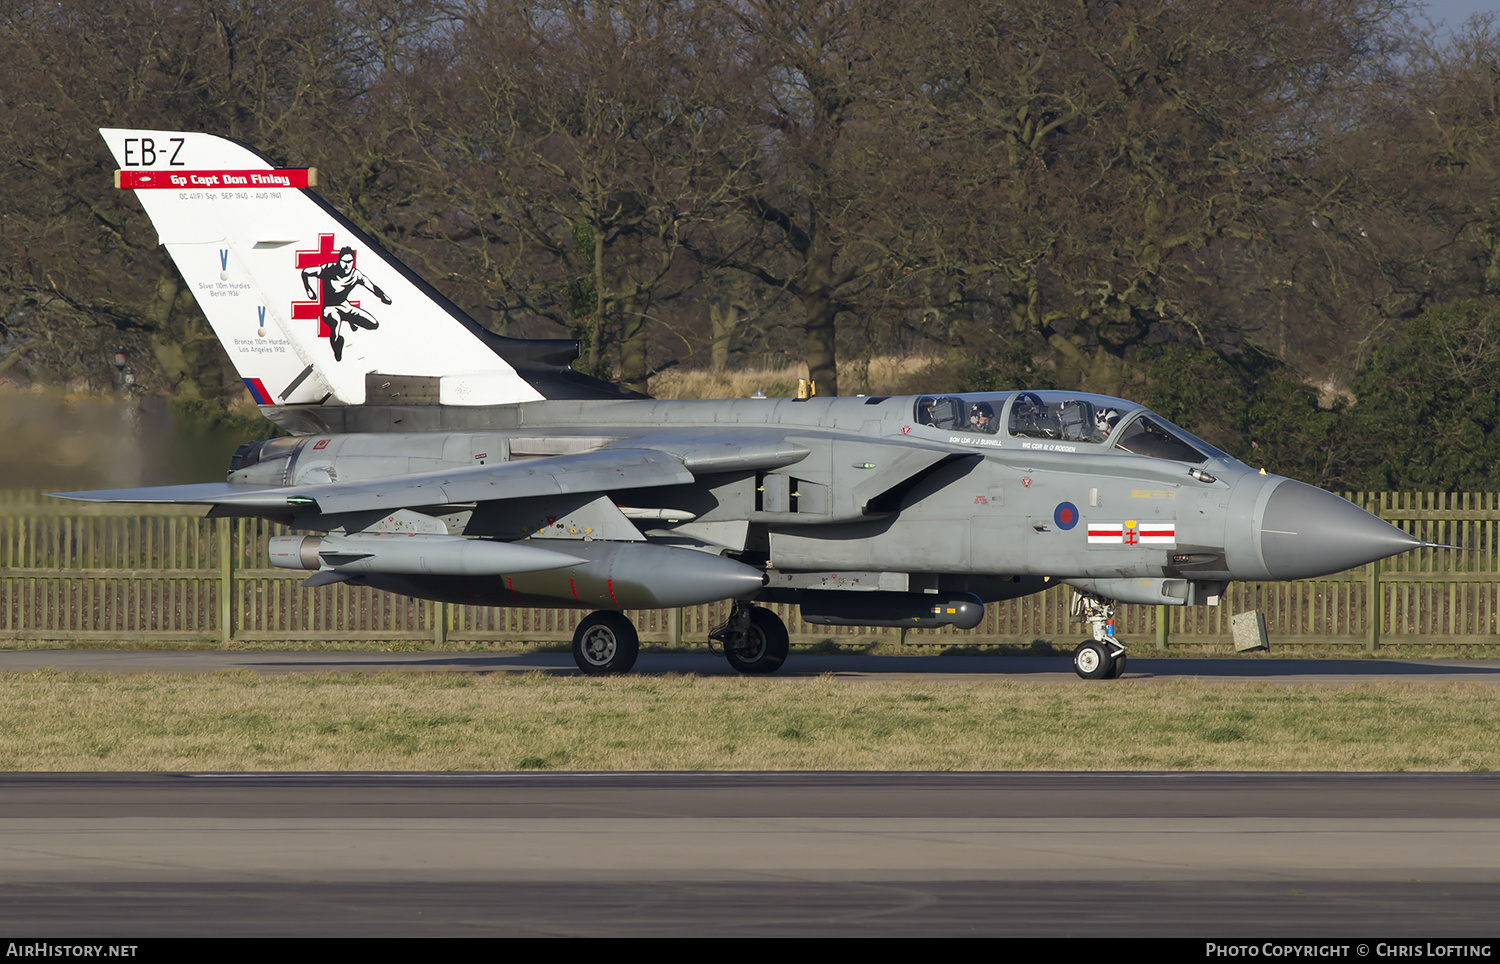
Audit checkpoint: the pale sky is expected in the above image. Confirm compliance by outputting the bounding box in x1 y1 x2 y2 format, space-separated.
1420 0 1497 32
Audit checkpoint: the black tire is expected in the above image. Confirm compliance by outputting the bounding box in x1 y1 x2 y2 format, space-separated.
1073 640 1114 680
572 611 640 675
1105 652 1127 679
725 607 789 675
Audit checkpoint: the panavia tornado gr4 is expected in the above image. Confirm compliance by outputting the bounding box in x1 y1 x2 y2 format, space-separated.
58 129 1425 678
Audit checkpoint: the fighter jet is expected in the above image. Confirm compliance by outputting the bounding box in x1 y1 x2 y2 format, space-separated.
58 129 1424 679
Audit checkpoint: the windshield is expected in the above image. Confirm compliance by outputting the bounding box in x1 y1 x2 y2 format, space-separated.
1113 415 1208 462
1111 413 1232 464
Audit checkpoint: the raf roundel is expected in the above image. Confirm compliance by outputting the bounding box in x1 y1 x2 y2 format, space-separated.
1054 501 1080 530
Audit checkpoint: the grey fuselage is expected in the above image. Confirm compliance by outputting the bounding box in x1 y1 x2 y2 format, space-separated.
233 389 1414 611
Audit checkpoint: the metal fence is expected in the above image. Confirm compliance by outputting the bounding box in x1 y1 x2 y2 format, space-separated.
1 490 1495 650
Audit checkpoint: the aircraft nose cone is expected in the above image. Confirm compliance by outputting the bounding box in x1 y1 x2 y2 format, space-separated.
1259 480 1419 579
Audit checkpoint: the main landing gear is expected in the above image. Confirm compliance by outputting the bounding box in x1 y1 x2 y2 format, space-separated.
1070 592 1128 680
568 603 790 676
571 610 640 676
710 602 790 675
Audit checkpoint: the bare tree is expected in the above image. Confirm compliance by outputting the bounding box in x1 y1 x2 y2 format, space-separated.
0 0 427 399
883 0 1414 394
682 0 942 396
384 1 750 392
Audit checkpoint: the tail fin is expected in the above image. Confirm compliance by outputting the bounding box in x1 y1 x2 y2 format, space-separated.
100 128 633 409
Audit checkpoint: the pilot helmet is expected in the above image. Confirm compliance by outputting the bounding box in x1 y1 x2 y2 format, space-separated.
969 401 995 422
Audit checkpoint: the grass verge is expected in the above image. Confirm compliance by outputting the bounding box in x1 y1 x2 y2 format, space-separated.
1 671 1495 772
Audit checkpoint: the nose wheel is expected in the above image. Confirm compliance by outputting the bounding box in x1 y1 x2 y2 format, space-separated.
1070 592 1128 680
1073 639 1128 679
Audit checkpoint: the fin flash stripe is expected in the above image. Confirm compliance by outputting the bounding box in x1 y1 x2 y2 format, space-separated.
243 377 274 406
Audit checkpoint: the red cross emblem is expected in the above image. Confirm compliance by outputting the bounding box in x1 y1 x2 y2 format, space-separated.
293 233 353 339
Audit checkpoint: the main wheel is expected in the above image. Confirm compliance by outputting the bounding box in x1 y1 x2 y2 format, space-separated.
572 611 640 675
725 607 789 675
1072 640 1114 680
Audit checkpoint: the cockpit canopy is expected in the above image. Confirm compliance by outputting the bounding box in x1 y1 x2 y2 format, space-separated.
912 390 1227 464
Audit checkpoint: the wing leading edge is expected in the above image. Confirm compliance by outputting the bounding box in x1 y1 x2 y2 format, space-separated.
54 447 696 514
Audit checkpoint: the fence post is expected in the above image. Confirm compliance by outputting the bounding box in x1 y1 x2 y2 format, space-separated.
435 601 450 646
217 516 234 645
1365 560 1380 653
669 607 683 647
1155 604 1167 650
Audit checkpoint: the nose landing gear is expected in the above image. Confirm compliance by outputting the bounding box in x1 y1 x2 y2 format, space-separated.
1070 592 1128 679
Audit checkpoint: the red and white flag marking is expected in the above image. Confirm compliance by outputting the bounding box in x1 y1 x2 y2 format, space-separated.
1087 521 1176 546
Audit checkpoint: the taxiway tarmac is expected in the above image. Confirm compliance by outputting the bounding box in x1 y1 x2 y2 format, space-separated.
2 772 1498 937
4 648 1500 683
